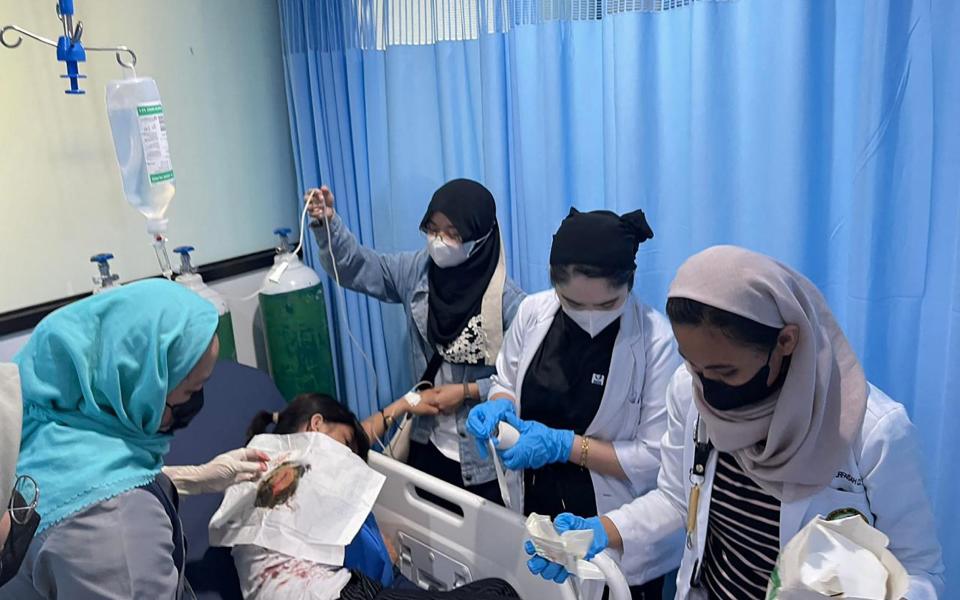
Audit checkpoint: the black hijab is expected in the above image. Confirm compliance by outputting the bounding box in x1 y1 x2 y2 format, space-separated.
422 179 501 347
549 207 654 269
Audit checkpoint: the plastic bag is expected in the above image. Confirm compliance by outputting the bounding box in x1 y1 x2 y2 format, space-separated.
525 513 606 581
767 515 908 600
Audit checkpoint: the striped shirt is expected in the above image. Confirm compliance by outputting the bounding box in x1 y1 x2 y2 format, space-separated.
702 452 782 600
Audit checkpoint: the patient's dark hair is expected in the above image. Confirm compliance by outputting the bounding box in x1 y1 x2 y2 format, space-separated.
666 297 780 353
246 393 370 460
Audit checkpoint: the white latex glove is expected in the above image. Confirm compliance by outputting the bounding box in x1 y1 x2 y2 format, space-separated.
163 448 270 496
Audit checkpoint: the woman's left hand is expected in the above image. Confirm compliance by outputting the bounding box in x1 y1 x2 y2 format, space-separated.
419 384 466 414
499 413 574 470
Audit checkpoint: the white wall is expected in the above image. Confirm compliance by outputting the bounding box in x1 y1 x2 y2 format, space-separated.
0 270 271 369
208 270 271 370
0 0 298 313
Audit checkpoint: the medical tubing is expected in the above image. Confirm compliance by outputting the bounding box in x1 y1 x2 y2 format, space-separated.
383 413 410 460
231 201 311 303
489 439 513 509
153 236 174 279
292 200 308 257
321 208 381 417
489 420 519 508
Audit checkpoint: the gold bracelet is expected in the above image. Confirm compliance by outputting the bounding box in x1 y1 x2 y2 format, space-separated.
579 436 590 469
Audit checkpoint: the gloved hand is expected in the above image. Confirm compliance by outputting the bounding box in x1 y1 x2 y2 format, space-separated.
466 398 516 458
162 448 270 496
525 540 571 584
554 513 609 560
499 412 574 470
524 513 609 584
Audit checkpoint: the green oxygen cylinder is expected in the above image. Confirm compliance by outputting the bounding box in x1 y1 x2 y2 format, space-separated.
173 246 238 361
258 228 335 401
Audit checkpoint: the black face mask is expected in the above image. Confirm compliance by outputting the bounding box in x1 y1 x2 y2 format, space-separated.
0 492 41 586
162 388 205 433
699 351 791 412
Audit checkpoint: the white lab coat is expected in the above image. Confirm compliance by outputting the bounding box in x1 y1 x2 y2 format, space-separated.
605 367 945 599
489 290 684 585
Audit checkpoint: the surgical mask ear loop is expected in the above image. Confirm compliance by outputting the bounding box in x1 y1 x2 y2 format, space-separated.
467 226 495 256
321 205 380 419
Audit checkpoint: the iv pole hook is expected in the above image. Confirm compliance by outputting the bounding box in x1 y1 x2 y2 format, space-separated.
1 23 137 69
86 44 138 69
0 25 57 50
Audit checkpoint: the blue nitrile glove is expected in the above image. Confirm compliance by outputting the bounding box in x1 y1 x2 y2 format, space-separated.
499 412 575 470
525 540 570 584
466 398 516 458
554 513 609 560
524 513 609 584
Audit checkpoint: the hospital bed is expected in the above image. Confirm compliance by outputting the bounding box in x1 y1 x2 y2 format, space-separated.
168 360 629 600
370 450 634 600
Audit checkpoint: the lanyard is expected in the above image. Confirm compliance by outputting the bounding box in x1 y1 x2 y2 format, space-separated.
686 417 713 549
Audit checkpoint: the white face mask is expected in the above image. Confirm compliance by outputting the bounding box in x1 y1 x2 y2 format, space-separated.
426 235 476 269
562 298 628 338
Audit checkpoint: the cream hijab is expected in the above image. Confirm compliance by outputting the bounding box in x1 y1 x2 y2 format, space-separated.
668 246 868 499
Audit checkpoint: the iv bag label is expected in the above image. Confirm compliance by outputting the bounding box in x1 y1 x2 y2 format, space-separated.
137 103 175 185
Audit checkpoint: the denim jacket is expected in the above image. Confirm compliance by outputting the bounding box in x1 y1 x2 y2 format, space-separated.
311 216 525 484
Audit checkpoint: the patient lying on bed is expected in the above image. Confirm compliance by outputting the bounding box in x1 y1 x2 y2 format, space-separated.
211 393 520 600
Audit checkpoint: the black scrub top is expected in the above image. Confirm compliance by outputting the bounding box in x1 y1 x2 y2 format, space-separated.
520 308 620 518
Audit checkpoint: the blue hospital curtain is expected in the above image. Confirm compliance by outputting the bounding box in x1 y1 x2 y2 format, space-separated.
279 0 960 585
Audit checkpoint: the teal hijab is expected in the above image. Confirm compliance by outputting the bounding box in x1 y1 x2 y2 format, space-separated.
14 279 218 533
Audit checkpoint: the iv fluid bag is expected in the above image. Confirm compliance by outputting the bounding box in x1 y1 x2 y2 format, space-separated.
106 76 175 234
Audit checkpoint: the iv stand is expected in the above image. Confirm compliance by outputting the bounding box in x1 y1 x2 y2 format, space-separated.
1 0 139 94
1 2 178 280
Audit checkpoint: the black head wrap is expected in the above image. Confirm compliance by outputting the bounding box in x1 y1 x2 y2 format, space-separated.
421 179 501 348
549 207 654 270
420 179 497 243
